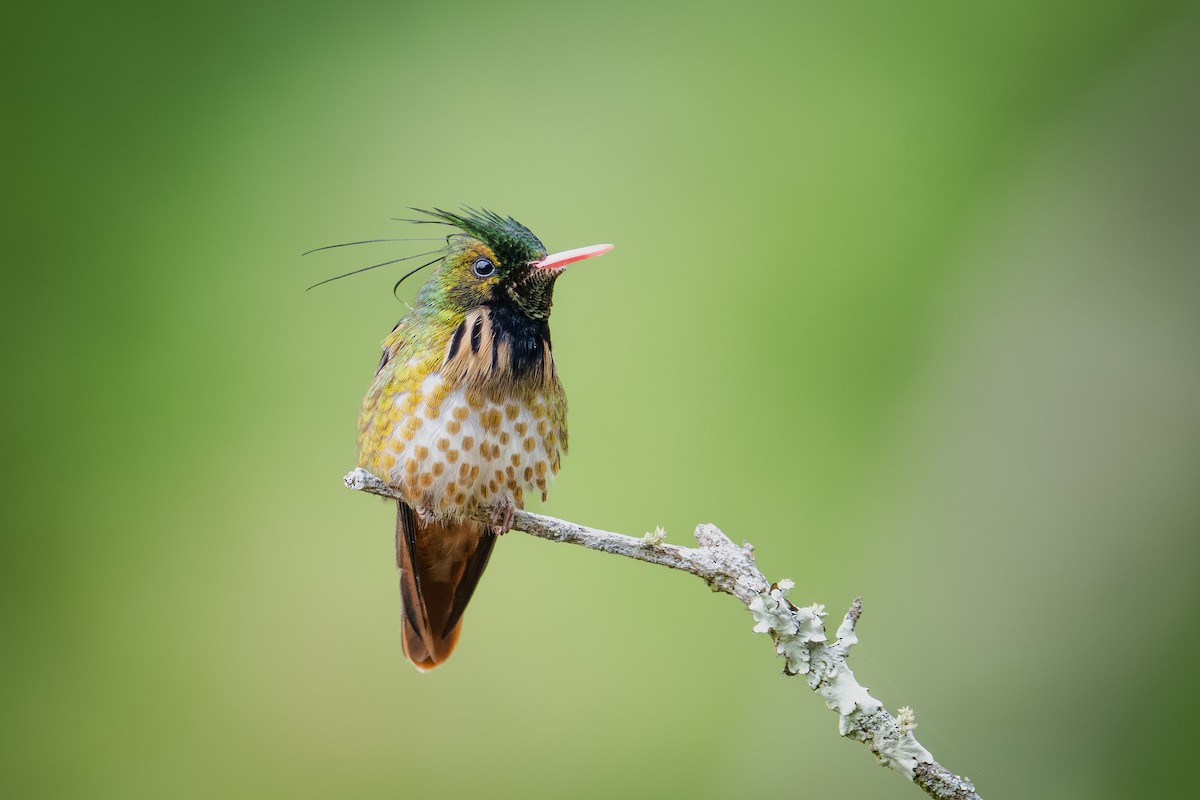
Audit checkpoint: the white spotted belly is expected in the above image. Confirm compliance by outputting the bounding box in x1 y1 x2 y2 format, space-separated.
379 374 562 515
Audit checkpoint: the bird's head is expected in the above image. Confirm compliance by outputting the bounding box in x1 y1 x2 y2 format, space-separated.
415 208 612 320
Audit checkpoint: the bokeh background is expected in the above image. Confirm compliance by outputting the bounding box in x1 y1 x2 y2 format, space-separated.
4 1 1199 798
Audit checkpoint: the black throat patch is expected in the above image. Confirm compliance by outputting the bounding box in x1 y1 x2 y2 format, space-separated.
486 301 552 382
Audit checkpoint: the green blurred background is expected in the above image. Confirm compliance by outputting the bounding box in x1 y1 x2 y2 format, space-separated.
4 1 1199 798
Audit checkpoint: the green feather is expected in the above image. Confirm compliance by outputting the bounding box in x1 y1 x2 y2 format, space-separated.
412 207 548 268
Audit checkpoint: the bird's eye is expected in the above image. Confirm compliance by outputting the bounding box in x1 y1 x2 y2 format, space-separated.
472 257 496 278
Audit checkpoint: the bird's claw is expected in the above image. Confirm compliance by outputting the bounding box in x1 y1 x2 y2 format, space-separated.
491 499 515 535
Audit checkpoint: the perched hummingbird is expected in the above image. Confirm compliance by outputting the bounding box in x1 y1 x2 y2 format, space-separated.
355 208 612 670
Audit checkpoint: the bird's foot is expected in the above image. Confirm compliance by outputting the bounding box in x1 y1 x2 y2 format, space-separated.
491 498 516 535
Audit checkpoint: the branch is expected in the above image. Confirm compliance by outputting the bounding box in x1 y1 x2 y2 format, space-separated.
344 468 982 800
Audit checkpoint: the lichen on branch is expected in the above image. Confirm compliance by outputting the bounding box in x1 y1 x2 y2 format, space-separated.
344 467 982 800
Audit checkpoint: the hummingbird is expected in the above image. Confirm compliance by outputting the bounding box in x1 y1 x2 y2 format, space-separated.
354 208 612 670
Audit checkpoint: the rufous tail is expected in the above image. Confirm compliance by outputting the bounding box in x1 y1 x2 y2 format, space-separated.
395 501 496 671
